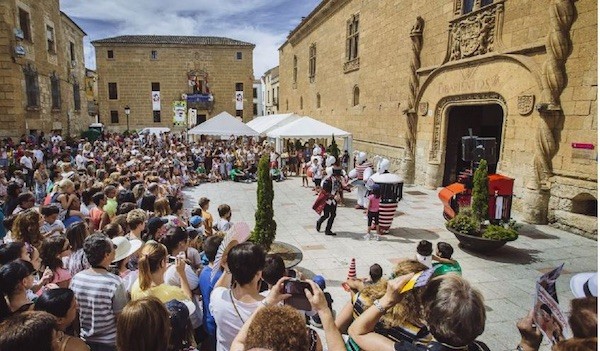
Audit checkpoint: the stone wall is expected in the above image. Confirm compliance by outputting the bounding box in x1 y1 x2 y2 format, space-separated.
0 0 86 137
93 42 255 131
279 0 597 237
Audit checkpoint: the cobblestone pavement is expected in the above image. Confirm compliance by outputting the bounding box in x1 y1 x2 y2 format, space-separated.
182 177 597 351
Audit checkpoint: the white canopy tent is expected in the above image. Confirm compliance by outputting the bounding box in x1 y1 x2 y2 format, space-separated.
266 116 353 156
246 113 301 136
187 111 259 137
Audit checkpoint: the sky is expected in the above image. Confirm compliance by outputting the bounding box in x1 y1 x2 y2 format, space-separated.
60 0 321 78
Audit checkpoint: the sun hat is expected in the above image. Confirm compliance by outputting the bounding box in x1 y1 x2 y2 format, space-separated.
312 275 326 290
570 272 598 298
111 236 143 263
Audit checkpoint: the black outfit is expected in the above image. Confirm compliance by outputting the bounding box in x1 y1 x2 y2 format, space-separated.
394 340 490 351
316 177 338 235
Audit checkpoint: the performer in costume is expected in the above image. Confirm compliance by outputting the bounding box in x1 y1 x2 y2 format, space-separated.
348 152 373 209
369 157 403 234
313 169 341 236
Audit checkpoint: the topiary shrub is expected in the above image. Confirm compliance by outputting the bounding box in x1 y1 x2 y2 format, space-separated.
471 159 489 226
482 225 518 241
447 213 479 236
250 154 277 251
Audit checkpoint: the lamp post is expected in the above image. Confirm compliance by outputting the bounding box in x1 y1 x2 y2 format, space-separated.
124 105 131 132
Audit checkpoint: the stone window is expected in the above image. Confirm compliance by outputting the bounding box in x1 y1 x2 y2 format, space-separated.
153 110 161 123
18 8 31 41
253 103 258 116
235 82 243 91
107 50 114 59
346 14 359 61
70 42 76 62
300 96 303 110
151 82 160 91
151 50 158 60
253 87 257 98
236 52 243 60
267 90 270 103
286 99 289 110
316 93 321 108
23 64 39 108
110 110 119 124
309 44 316 82
236 110 243 119
50 73 61 110
108 82 118 100
456 0 494 15
73 82 81 111
293 55 298 85
353 86 360 106
46 25 56 54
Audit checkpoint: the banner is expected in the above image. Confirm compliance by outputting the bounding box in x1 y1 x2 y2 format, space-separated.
235 91 243 110
152 91 161 111
173 101 187 126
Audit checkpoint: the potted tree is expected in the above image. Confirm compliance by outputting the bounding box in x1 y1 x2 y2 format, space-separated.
446 159 519 252
251 154 277 251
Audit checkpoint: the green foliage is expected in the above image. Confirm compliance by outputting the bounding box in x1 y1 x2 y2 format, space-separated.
250 154 277 251
447 213 479 236
482 225 519 241
471 159 489 224
327 134 340 164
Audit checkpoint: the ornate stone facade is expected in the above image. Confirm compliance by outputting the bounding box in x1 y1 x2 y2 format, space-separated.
279 0 597 238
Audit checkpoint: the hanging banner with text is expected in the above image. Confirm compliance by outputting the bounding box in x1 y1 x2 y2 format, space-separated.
235 91 243 110
173 101 187 126
152 91 161 111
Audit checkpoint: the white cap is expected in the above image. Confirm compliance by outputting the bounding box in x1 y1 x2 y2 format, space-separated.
111 236 143 263
570 272 598 298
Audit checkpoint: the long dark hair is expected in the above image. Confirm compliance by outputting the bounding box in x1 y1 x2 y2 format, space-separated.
0 260 33 322
40 235 67 271
34 288 75 318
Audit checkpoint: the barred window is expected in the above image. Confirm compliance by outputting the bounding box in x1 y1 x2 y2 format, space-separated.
346 15 359 61
23 65 39 108
309 44 316 81
110 110 119 123
73 82 81 111
108 82 118 100
153 110 161 123
46 25 56 54
18 8 31 41
50 73 61 110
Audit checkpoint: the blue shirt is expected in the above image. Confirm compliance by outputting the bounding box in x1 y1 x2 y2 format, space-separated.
199 265 222 336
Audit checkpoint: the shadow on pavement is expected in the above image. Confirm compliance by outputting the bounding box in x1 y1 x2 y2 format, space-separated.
458 244 542 264
389 227 440 241
334 231 415 243
517 224 561 240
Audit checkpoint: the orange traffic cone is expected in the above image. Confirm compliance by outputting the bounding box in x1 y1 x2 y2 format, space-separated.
347 258 356 279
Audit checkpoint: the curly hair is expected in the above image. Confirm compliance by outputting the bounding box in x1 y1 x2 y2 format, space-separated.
359 259 428 329
11 210 43 248
40 235 68 271
245 305 309 351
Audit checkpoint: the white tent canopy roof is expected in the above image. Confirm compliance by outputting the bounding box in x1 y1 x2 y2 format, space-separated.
187 111 259 136
266 116 351 138
246 113 301 135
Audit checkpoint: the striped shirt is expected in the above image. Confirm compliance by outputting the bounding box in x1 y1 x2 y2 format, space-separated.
70 269 128 346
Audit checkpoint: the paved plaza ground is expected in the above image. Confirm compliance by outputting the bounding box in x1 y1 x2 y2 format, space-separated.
182 177 598 351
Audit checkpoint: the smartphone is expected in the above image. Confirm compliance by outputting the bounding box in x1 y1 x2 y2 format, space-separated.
281 279 312 311
168 255 177 264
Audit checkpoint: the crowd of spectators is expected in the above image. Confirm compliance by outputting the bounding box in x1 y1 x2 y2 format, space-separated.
0 130 595 351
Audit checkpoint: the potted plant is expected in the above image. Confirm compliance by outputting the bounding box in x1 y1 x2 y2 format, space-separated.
250 154 277 251
446 159 519 252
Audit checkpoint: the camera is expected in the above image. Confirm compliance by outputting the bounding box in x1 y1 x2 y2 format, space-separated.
281 279 312 311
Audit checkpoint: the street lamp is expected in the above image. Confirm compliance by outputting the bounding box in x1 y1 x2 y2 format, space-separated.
124 105 131 132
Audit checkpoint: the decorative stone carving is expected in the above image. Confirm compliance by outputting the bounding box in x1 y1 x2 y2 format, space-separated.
418 102 428 116
429 92 506 163
448 2 504 61
531 0 577 192
403 16 424 184
517 95 535 116
343 57 360 73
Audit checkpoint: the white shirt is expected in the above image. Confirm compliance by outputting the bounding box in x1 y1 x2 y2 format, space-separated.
33 149 44 164
216 218 232 232
20 155 33 173
210 287 260 351
75 154 87 169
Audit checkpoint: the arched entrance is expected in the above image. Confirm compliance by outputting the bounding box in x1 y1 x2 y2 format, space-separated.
442 104 504 185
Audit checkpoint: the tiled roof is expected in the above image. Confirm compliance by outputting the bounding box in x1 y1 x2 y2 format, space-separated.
92 35 254 47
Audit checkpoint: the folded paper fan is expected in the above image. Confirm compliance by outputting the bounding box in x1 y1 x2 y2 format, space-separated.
211 222 252 281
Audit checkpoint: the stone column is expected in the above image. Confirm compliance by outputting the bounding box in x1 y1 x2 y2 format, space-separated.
401 16 424 184
524 0 577 223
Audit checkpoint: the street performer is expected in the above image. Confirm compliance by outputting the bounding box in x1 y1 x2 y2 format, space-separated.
348 151 373 209
313 167 342 236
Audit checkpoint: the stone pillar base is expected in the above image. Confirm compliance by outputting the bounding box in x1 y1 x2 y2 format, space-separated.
425 163 440 189
521 188 550 224
399 157 415 184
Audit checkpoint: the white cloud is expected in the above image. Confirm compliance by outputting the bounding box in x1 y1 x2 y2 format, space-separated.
61 0 316 75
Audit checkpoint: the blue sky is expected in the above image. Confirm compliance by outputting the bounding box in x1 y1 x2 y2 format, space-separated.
60 0 321 77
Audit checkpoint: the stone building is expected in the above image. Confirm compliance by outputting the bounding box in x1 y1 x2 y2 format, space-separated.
0 0 88 137
92 35 255 131
279 0 597 237
253 78 265 118
85 68 99 123
263 65 279 114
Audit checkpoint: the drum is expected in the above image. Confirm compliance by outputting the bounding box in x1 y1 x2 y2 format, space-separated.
378 202 397 232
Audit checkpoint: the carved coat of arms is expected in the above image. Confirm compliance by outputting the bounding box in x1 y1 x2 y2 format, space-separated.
517 95 535 116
